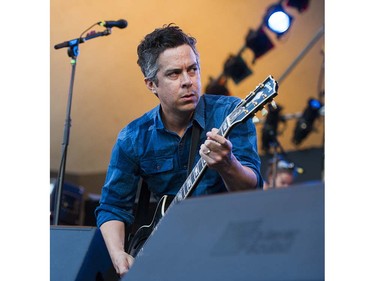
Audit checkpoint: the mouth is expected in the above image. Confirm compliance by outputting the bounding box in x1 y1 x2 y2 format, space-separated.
180 94 197 104
181 91 197 99
182 94 194 98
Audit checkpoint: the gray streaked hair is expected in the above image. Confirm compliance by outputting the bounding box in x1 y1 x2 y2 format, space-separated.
137 23 200 85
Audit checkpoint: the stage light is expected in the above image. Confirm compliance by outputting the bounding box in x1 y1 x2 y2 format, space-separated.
223 54 253 84
286 0 310 13
261 103 285 153
205 75 230 96
263 3 294 38
292 98 323 145
245 27 274 63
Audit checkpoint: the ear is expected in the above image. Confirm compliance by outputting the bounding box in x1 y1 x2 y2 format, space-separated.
145 78 157 94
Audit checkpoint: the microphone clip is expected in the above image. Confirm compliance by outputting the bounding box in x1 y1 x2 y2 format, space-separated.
84 29 112 41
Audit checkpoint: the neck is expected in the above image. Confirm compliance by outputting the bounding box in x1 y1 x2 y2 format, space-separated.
161 110 194 137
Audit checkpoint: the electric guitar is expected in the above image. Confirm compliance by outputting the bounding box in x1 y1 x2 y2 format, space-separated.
127 75 279 257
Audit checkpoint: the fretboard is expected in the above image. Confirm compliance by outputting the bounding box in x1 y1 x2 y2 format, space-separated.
169 109 242 209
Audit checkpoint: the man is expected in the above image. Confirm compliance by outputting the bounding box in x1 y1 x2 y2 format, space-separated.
263 157 298 190
95 24 263 277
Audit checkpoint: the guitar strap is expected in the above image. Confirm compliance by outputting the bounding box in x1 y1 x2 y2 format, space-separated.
126 179 150 251
187 121 202 176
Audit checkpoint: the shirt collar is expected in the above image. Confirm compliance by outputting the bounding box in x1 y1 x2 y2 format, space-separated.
155 104 164 130
192 95 205 130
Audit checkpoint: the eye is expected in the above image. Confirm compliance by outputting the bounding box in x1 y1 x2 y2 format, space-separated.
166 70 180 79
188 67 198 76
168 73 178 79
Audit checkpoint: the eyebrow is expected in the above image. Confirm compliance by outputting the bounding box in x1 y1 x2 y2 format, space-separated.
164 63 198 75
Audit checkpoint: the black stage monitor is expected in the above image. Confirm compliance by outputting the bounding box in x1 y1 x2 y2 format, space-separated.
50 226 118 281
125 181 324 281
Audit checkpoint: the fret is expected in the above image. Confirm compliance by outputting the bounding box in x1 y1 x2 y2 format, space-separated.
198 159 207 173
180 185 186 199
189 170 196 183
177 191 183 201
218 125 224 136
193 165 200 178
218 116 231 137
186 177 192 191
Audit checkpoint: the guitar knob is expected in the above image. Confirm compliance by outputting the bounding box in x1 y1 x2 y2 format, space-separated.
270 100 277 109
252 116 260 123
261 108 268 116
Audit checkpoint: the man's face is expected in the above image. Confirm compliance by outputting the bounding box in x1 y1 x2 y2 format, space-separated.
147 44 201 117
274 171 294 188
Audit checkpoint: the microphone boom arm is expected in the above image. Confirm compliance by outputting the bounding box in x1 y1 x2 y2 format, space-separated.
54 28 112 51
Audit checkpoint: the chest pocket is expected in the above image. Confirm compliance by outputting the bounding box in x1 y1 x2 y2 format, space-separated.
140 157 174 175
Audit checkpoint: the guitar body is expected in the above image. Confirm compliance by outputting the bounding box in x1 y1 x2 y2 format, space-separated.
128 195 173 257
127 75 278 258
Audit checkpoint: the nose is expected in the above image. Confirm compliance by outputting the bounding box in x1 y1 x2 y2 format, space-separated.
181 72 193 88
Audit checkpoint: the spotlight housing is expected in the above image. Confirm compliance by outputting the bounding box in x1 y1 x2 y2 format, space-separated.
292 98 323 145
245 27 274 63
261 103 284 153
205 75 230 96
263 3 294 38
223 54 252 84
286 0 310 13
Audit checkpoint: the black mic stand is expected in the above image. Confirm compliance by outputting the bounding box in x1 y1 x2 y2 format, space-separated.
52 28 112 225
268 135 288 188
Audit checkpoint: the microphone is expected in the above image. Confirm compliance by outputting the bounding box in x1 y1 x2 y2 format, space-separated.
99 19 128 29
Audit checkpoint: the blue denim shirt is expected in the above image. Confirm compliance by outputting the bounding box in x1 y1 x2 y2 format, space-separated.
95 94 263 227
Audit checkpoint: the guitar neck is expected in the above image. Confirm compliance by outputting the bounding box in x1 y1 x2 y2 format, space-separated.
170 115 234 207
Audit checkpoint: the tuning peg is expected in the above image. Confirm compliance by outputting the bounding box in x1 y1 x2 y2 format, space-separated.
261 107 268 116
270 100 277 109
252 116 260 123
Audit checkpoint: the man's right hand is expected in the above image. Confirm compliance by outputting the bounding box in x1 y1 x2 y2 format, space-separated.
112 250 134 277
99 221 134 278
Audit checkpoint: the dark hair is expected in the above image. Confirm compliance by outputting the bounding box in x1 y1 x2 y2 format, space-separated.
266 157 296 179
137 23 200 85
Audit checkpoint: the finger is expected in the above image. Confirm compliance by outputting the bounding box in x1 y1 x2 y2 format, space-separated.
127 255 135 268
199 144 211 157
204 139 225 154
207 130 227 146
